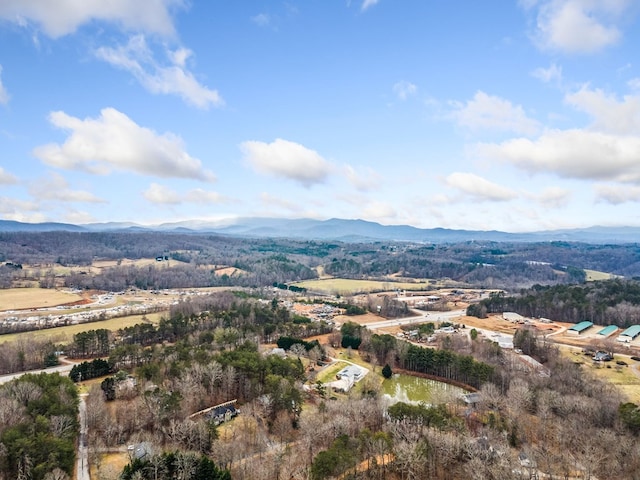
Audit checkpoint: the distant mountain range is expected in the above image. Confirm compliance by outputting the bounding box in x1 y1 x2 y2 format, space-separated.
1 217 640 244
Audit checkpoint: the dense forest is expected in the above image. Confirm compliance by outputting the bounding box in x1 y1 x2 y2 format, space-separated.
2 232 640 290
0 373 78 480
468 279 640 326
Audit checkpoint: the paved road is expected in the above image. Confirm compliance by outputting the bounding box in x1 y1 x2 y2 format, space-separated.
0 363 89 478
76 394 90 480
0 363 74 385
364 309 466 331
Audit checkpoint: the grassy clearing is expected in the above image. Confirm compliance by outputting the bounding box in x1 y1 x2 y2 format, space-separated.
291 278 432 295
315 362 346 384
0 288 83 310
564 346 640 403
584 269 614 281
0 312 165 344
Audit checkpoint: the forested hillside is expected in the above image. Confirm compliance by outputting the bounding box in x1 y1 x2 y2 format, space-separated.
468 279 640 326
2 232 640 290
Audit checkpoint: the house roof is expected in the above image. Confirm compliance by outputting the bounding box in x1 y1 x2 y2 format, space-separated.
597 325 618 336
568 321 593 332
621 325 640 338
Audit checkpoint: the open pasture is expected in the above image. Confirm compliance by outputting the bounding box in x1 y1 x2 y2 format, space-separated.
0 287 83 311
584 269 616 281
0 311 165 344
291 278 433 295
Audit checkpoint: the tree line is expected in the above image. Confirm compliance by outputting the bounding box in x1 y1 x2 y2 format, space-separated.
468 279 640 326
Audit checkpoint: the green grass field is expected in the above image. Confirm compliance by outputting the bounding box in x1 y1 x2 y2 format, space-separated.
0 312 165 344
291 278 433 295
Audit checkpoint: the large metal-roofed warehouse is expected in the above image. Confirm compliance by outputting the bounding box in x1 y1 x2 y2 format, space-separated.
567 321 593 335
597 325 618 337
617 325 640 343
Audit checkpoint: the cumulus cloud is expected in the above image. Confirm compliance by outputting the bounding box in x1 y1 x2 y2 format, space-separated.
524 0 629 53
595 184 640 204
0 65 9 105
29 173 105 203
143 183 228 205
343 165 382 192
240 138 332 187
392 81 417 100
564 86 640 134
143 183 182 204
95 35 222 109
0 196 41 218
451 91 540 136
534 186 571 208
33 107 216 182
531 63 563 84
478 129 640 183
361 0 380 11
0 0 181 38
445 172 518 202
0 166 18 184
361 201 397 223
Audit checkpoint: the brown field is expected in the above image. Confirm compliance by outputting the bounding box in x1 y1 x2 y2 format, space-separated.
0 287 83 310
0 312 165 344
291 278 434 295
212 266 244 276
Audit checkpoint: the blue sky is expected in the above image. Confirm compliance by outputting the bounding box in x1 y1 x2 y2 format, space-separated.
1 0 640 232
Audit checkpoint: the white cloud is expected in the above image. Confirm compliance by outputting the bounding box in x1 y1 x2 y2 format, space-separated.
0 0 181 38
0 65 9 105
143 183 182 204
534 186 571 208
259 192 303 213
361 0 380 11
451 91 540 136
478 129 640 183
595 184 640 204
144 183 228 205
0 196 41 217
343 165 382 192
361 201 397 223
392 81 417 100
629 78 640 91
240 138 332 187
95 35 223 109
445 172 518 202
565 86 640 134
531 63 563 84
34 107 216 181
525 0 629 54
251 13 271 27
29 173 105 203
0 166 18 184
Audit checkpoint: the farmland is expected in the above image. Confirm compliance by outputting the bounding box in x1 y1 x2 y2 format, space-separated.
291 278 435 295
0 287 83 310
0 312 164 344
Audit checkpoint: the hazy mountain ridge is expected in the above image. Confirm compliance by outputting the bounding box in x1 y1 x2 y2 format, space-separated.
1 218 639 244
